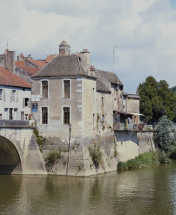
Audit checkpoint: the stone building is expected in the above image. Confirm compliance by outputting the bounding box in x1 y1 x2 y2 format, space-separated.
31 41 140 141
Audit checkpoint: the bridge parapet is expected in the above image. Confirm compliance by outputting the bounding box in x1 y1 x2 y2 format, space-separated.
0 120 35 128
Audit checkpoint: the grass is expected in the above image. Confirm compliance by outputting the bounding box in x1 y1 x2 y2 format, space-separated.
118 152 158 171
45 148 63 166
88 144 103 168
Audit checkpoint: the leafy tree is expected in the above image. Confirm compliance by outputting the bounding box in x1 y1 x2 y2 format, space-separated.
154 116 176 154
138 76 176 123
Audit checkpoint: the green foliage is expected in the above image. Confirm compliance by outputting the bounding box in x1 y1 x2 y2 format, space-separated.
33 128 45 153
154 116 176 154
45 148 63 166
88 144 103 168
118 152 158 171
157 150 171 164
138 76 176 123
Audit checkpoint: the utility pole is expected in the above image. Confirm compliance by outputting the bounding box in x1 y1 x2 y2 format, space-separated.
113 46 117 72
66 124 71 177
6 39 11 50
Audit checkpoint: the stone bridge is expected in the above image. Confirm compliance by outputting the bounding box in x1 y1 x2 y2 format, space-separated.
0 120 46 174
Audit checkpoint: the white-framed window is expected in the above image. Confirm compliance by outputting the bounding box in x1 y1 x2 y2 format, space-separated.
41 107 48 124
63 107 70 124
41 80 48 98
0 89 2 100
10 90 18 102
62 79 71 98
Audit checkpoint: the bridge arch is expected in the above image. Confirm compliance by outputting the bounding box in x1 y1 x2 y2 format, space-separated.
0 135 22 174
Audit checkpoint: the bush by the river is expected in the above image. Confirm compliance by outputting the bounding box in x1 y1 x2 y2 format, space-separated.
45 148 63 166
154 115 176 154
118 152 158 171
88 144 103 168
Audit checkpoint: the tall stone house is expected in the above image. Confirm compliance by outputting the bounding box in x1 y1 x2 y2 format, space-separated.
31 41 140 142
0 50 32 120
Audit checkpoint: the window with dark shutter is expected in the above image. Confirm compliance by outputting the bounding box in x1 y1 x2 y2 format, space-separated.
42 81 48 98
42 107 48 124
64 80 70 98
63 107 70 124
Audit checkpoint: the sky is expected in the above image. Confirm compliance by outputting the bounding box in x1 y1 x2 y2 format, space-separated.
1 0 176 93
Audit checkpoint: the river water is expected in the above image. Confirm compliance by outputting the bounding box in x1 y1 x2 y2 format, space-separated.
1 163 176 215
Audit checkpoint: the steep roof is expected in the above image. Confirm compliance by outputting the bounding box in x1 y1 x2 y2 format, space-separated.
0 68 31 88
97 70 123 86
96 79 110 93
28 59 47 68
17 66 40 75
15 61 25 67
46 54 57 63
32 54 88 78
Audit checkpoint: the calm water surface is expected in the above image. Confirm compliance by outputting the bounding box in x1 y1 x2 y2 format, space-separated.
1 163 176 215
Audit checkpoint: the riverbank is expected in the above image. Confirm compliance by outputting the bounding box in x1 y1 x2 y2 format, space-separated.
117 151 171 171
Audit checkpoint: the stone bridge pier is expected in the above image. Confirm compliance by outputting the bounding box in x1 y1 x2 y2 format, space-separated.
0 120 46 174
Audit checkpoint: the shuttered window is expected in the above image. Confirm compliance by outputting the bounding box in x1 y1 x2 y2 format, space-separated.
42 81 48 98
63 107 70 124
64 80 70 98
42 107 48 124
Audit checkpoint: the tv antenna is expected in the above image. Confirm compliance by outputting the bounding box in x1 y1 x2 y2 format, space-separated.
6 39 11 50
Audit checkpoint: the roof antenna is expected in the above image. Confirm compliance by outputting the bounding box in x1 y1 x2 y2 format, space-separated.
6 39 11 50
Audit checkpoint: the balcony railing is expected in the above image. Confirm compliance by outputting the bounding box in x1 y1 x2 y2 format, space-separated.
113 122 153 131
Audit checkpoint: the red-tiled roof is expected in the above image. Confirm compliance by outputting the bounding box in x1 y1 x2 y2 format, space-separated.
17 66 40 75
15 61 25 67
0 68 31 88
46 54 57 63
28 59 47 68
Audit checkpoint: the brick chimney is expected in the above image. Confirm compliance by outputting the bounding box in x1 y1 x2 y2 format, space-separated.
59 41 70 56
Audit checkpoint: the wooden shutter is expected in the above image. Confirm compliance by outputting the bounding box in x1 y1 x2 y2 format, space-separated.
16 91 18 102
10 90 12 102
23 98 25 108
3 90 5 102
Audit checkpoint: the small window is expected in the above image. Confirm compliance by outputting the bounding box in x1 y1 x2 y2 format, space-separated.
25 98 30 107
63 107 70 124
0 89 2 100
102 97 104 107
64 80 70 98
42 107 48 124
42 81 48 98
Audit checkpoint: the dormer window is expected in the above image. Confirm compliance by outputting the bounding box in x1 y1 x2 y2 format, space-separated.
42 81 48 98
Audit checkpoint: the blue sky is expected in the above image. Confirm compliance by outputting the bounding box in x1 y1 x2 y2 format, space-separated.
1 0 176 93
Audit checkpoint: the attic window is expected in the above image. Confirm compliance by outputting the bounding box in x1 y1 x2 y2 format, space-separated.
42 81 48 98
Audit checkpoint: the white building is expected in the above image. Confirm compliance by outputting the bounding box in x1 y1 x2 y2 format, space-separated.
0 67 31 120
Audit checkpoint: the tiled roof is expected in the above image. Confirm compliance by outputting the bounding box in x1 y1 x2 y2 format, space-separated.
28 59 47 68
0 68 31 88
46 54 57 63
17 66 40 75
15 61 25 67
96 79 110 93
32 54 89 78
97 70 123 86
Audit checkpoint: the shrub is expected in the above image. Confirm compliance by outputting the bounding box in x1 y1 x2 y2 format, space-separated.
33 128 45 153
88 144 103 168
157 150 171 164
45 148 63 166
118 152 158 171
154 115 176 154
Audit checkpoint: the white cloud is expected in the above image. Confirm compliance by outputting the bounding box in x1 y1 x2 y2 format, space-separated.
0 0 176 92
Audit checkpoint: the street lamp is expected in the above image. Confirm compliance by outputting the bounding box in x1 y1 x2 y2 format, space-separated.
66 124 71 177
113 46 117 72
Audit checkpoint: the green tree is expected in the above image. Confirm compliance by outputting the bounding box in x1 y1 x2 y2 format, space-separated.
138 76 176 123
154 116 176 154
